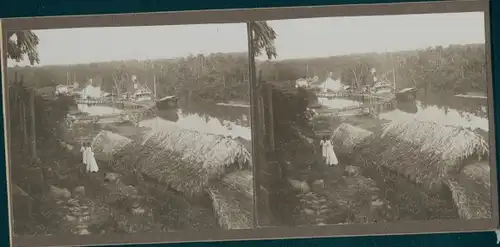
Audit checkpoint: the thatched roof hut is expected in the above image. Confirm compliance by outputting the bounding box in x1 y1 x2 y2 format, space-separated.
111 128 252 196
208 170 253 229
355 119 489 190
446 161 491 219
91 130 133 160
331 123 372 155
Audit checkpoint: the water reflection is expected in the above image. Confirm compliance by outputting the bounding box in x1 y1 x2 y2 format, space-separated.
157 109 180 122
396 100 418 114
380 101 489 131
316 91 489 132
318 97 360 110
76 101 251 140
139 108 251 140
77 104 123 116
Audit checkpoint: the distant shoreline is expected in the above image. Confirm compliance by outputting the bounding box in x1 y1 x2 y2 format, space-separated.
454 93 487 99
215 102 250 108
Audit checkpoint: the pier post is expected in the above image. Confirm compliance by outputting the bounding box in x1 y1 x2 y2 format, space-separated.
29 90 37 161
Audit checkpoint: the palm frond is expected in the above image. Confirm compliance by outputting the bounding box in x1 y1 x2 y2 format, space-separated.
251 21 277 60
7 31 40 65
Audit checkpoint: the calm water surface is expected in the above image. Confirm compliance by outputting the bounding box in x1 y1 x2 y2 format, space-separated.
317 91 489 132
77 101 251 140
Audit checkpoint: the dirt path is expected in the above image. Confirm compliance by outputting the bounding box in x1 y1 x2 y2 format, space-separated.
42 151 221 235
296 161 393 226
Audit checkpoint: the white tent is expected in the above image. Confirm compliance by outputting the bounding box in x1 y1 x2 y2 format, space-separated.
81 84 103 99
320 77 343 92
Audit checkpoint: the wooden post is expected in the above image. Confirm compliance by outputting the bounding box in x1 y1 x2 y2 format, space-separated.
247 22 259 228
267 84 275 151
29 90 37 161
22 102 28 150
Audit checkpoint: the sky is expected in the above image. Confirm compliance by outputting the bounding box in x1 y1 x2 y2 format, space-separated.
7 11 485 66
8 23 249 66
262 11 485 61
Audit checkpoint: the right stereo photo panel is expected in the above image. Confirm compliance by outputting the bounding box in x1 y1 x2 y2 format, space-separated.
249 11 493 228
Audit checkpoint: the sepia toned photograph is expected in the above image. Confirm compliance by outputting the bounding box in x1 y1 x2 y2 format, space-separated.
251 12 495 227
1 1 498 247
4 23 255 238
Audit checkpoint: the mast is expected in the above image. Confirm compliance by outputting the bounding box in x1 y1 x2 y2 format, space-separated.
153 75 157 99
387 46 396 92
392 67 396 92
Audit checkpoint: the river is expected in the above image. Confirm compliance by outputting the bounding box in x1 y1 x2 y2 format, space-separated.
317 91 489 132
76 100 252 140
76 89 489 142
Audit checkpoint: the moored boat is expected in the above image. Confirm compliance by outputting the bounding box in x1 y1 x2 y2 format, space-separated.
156 95 179 110
395 87 418 101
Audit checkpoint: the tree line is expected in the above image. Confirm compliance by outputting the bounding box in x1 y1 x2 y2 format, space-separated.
6 22 278 104
257 43 487 94
7 52 251 103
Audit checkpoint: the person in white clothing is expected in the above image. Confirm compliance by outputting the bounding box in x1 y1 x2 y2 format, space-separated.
319 136 327 161
324 137 339 166
85 142 99 173
80 141 88 165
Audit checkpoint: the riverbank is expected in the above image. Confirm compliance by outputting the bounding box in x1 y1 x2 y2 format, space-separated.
329 115 489 221
13 108 254 236
266 86 490 227
282 114 489 226
12 130 221 236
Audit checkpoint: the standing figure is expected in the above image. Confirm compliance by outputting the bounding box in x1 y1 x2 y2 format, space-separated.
320 136 327 161
324 137 339 166
80 141 88 165
85 142 100 173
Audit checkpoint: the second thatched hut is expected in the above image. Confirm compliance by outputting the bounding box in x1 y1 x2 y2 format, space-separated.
355 119 489 190
208 170 253 229
352 118 491 220
446 161 492 220
91 130 133 160
331 123 373 156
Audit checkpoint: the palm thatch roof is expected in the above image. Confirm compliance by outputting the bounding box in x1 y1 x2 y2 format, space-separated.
331 123 373 155
208 170 253 229
91 130 133 160
111 128 252 196
445 161 491 219
354 119 489 190
381 119 489 163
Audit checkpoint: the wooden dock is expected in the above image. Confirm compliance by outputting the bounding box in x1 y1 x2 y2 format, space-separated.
75 98 155 110
314 91 397 118
316 100 396 115
68 102 157 127
75 98 121 105
216 103 250 108
316 92 389 101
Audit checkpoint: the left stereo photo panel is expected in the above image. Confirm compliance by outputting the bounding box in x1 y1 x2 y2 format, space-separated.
3 23 256 239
